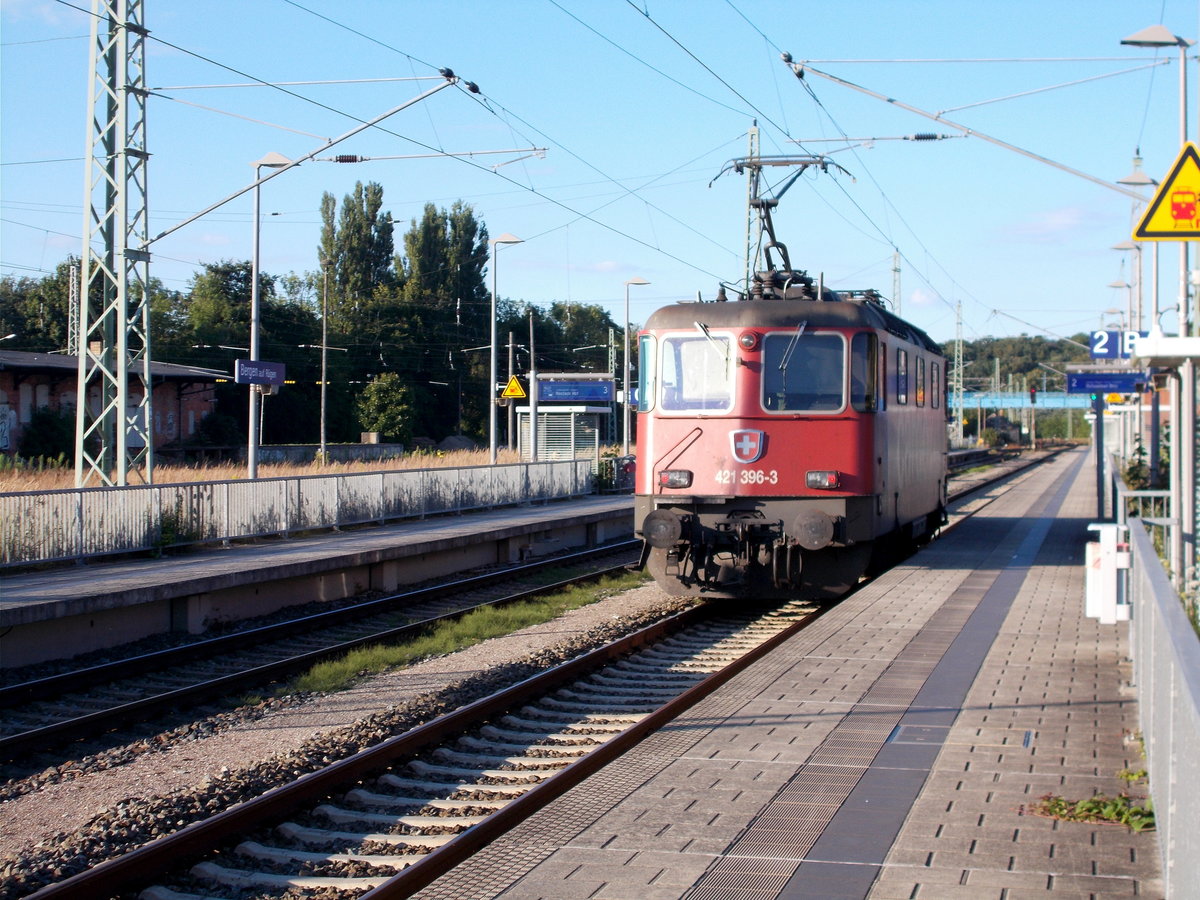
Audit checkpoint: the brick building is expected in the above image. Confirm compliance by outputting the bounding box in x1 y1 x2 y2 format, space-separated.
0 349 223 454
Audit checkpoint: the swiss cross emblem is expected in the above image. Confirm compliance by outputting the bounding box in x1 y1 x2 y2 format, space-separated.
730 429 765 464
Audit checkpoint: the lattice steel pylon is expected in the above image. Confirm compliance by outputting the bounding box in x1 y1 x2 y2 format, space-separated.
75 0 153 486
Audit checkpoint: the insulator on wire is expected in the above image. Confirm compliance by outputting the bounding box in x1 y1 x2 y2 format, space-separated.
333 155 363 163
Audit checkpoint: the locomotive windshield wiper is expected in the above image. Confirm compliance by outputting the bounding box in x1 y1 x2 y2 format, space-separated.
779 320 808 372
694 321 729 364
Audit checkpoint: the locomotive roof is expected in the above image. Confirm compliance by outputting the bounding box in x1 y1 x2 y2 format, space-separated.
643 297 943 356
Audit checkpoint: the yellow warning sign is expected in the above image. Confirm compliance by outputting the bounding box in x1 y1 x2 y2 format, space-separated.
500 376 526 399
1134 143 1200 240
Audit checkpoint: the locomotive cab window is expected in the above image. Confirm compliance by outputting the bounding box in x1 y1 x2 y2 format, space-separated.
916 356 926 407
896 348 909 405
659 332 733 412
638 334 657 413
762 331 845 412
850 333 878 412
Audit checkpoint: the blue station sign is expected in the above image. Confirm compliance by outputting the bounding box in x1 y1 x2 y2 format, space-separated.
537 380 614 402
235 359 287 386
1066 371 1147 394
1090 330 1147 360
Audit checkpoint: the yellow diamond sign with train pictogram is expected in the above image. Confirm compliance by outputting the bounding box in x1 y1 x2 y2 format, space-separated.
1134 142 1200 240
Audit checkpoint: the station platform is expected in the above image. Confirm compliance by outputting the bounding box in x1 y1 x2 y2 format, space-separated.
420 447 1164 899
0 495 633 669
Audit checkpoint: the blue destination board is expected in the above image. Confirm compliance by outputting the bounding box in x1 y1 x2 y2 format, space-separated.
537 380 614 402
235 359 287 386
1066 371 1147 394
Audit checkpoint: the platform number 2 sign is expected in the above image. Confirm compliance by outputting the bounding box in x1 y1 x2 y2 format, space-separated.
1090 330 1141 360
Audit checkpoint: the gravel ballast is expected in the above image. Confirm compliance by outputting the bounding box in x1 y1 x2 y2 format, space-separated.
0 585 688 898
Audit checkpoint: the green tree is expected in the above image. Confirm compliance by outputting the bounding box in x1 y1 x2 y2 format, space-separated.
319 181 396 334
0 258 81 352
356 372 415 445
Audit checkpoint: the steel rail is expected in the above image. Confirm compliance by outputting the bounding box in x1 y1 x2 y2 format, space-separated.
20 454 1060 896
0 539 640 708
362 603 829 898
1 546 639 760
25 603 712 900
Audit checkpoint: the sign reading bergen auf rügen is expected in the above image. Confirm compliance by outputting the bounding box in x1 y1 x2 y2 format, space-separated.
235 359 286 386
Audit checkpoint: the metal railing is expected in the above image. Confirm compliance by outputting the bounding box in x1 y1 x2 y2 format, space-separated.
1 460 595 568
1126 519 1200 897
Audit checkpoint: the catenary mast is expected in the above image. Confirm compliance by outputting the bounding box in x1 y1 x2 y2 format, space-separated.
75 0 153 486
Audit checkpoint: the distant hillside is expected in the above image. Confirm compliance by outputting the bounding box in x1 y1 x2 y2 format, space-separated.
941 334 1093 393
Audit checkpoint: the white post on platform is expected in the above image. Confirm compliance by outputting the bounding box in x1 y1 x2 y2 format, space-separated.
489 234 522 464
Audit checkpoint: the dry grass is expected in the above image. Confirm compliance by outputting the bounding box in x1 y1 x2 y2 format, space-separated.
0 448 528 494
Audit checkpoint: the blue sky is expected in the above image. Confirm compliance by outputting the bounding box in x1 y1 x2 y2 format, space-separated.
2 0 1198 349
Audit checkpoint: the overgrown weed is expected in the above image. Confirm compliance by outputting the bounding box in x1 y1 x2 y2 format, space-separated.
286 569 649 695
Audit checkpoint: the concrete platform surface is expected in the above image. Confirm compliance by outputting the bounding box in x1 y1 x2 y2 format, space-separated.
416 448 1163 900
1 495 633 667
0 495 634 626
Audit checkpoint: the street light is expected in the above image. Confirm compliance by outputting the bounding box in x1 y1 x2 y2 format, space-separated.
248 151 291 479
1119 159 1161 331
1122 25 1194 334
1122 24 1197 584
489 233 523 464
299 330 348 464
1107 281 1132 328
623 277 651 457
1112 240 1145 332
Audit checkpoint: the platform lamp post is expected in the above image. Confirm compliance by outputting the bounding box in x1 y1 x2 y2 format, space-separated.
1112 241 1145 332
489 234 522 464
1108 281 1133 332
1118 162 1161 486
1122 24 1197 585
248 151 291 479
623 277 650 457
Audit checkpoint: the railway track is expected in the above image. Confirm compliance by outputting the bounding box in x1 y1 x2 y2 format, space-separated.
0 541 640 769
1 450 1050 769
3 451 1060 897
1 450 1049 773
27 598 824 900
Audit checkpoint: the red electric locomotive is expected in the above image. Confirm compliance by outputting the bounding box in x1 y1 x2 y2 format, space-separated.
634 156 948 600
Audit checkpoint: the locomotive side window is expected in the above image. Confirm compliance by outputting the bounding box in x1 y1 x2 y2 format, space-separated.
762 332 844 412
896 349 909 404
931 362 941 409
638 335 657 413
916 356 926 407
850 333 878 412
879 342 887 410
660 333 733 412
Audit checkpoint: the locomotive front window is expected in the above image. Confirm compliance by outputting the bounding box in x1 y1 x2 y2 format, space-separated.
762 332 845 412
660 333 733 412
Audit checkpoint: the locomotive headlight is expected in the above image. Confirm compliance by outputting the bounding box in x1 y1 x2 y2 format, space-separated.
738 332 759 351
658 469 693 489
805 470 841 490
